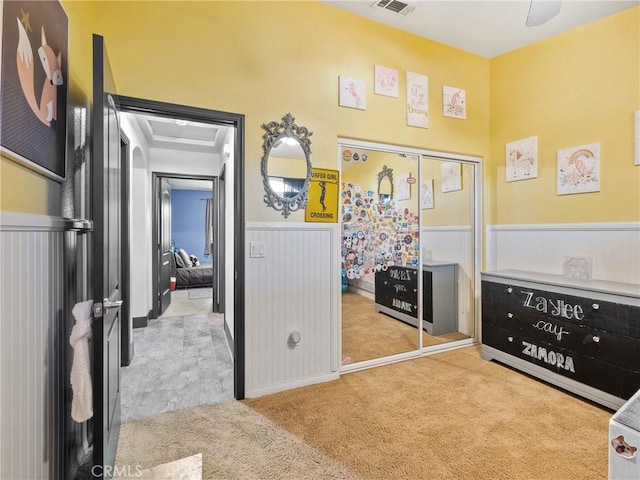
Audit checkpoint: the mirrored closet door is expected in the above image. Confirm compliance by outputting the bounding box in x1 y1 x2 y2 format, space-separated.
339 140 479 369
340 146 420 365
420 157 476 350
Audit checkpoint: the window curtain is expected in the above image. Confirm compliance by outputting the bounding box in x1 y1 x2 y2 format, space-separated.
204 198 213 255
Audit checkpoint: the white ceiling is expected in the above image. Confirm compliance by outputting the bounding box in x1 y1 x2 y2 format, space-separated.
129 112 229 155
323 0 638 58
165 178 213 191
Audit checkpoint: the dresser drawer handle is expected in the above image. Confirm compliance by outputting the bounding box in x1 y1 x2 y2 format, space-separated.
592 303 600 310
508 336 514 343
507 287 513 293
507 313 514 319
592 336 600 343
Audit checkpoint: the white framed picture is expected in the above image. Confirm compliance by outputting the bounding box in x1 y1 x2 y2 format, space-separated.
374 65 398 98
421 180 434 209
443 86 466 119
557 142 601 195
396 173 410 200
339 75 366 110
506 136 538 182
406 71 428 128
441 162 462 192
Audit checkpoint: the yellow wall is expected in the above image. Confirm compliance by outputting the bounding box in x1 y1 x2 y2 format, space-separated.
421 158 473 227
1 1 96 215
342 149 419 214
267 156 307 178
48 0 489 223
4 1 636 229
490 7 640 225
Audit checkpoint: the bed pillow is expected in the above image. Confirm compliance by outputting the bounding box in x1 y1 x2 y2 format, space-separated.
178 248 191 268
174 251 186 268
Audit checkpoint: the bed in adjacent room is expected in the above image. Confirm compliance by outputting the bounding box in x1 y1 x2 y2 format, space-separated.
170 248 213 289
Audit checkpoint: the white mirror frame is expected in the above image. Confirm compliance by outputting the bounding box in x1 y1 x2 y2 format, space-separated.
261 113 312 218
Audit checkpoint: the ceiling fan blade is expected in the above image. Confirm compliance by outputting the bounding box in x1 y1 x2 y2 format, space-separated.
526 0 562 27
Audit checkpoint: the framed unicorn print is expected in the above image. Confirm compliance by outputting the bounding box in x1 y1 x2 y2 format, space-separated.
1 0 68 181
557 143 601 195
506 136 538 182
443 86 466 119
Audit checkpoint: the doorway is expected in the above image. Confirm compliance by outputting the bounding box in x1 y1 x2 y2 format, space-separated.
117 95 245 400
338 139 481 371
151 173 219 318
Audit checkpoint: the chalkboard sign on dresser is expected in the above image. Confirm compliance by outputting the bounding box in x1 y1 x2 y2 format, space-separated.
375 265 419 327
481 270 640 410
374 262 458 334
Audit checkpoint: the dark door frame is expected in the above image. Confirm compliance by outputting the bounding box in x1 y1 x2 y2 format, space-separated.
117 95 245 400
151 171 217 317
216 164 226 313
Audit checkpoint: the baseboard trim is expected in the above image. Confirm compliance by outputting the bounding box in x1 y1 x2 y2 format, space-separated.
133 314 148 329
245 372 340 398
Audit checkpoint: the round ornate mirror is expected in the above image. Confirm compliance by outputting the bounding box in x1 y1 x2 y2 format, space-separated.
261 113 312 218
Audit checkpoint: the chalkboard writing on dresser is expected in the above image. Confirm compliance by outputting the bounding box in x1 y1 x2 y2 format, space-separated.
375 265 419 327
481 270 640 410
374 263 458 334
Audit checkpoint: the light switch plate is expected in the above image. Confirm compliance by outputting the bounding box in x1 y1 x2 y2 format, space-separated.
250 241 266 258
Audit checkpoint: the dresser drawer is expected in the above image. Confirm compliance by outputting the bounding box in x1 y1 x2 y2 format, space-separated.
483 326 640 399
481 271 640 407
482 280 640 338
482 308 640 371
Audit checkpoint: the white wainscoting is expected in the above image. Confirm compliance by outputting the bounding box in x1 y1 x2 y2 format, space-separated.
0 212 66 480
486 223 640 285
422 226 474 336
245 223 339 397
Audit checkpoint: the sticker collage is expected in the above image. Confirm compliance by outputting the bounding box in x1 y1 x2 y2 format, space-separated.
341 182 419 281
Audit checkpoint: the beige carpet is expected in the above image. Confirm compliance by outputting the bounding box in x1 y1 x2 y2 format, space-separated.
342 291 469 363
245 345 612 480
115 401 361 480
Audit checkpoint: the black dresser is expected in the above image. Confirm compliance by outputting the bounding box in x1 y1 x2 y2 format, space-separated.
481 270 640 410
374 262 458 334
375 265 419 327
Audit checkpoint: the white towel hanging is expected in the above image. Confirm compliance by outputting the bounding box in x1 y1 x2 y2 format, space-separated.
70 299 94 423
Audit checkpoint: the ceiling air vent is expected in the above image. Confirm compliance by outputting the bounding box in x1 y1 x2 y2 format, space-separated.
371 0 415 16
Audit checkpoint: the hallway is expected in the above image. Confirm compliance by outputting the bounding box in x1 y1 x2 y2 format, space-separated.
120 308 234 422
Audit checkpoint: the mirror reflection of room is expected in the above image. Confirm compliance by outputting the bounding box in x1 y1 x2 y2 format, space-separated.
267 137 306 198
420 158 475 347
341 147 420 365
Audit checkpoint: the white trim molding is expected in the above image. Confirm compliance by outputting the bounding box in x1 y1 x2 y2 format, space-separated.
486 222 640 285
